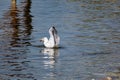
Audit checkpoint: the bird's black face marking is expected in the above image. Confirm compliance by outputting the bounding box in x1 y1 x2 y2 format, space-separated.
40 39 43 42
40 38 45 42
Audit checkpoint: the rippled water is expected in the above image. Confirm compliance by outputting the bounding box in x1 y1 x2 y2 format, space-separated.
0 0 120 80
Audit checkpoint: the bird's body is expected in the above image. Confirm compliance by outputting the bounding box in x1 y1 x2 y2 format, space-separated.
40 27 60 48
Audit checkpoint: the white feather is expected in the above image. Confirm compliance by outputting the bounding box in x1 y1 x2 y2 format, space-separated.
40 27 60 48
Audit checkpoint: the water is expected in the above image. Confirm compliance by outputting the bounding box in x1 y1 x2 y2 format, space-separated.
0 0 120 80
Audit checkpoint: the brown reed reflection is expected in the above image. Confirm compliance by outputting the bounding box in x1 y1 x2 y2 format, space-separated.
0 1 34 79
10 0 20 46
10 0 33 47
23 0 33 36
0 0 33 49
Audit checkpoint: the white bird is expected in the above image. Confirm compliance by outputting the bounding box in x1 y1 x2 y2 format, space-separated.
40 26 60 48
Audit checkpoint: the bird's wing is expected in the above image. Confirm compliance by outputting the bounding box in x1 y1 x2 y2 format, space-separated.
48 26 60 47
52 27 60 45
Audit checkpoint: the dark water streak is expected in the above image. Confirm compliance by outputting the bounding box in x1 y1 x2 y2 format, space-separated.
0 0 35 80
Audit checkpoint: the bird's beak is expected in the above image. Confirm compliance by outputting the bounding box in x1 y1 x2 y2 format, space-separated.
40 39 43 42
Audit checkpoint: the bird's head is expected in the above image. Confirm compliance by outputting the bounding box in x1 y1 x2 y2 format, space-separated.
40 37 48 43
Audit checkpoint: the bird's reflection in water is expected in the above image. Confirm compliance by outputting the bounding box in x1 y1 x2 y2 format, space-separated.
41 48 59 69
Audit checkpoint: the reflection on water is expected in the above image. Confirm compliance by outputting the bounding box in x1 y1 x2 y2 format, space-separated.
22 0 32 36
10 0 32 47
41 48 59 68
0 0 32 48
0 0 35 80
0 0 120 80
10 0 20 47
